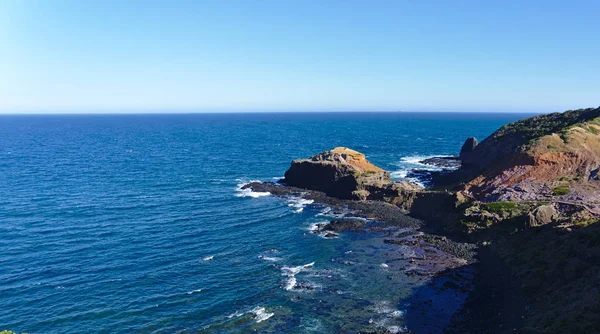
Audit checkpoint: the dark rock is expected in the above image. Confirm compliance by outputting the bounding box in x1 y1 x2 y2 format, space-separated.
419 157 461 169
322 219 366 232
459 137 478 159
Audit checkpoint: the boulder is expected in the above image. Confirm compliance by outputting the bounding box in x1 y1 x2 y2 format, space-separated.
283 147 399 199
459 137 478 159
528 204 557 227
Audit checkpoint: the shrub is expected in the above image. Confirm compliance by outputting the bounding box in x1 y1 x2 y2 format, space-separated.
552 186 570 196
482 201 518 214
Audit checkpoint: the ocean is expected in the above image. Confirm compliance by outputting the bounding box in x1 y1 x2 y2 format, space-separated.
0 112 532 333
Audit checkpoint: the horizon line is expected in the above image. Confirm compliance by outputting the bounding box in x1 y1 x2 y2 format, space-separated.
0 109 549 116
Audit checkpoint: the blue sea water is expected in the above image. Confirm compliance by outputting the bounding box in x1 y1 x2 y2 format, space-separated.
0 112 532 333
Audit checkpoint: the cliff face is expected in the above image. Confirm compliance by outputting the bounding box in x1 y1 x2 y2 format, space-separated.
450 107 600 211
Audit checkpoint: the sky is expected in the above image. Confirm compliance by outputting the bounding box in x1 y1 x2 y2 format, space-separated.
0 0 598 113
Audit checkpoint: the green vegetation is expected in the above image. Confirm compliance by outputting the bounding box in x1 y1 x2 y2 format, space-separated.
587 125 599 135
481 201 518 214
491 107 600 145
552 186 570 196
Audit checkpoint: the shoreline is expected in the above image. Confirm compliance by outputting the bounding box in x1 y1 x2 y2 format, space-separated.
243 181 524 333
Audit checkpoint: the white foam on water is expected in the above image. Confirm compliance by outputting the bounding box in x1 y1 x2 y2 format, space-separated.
281 262 315 291
287 197 314 214
390 155 459 188
187 288 202 295
234 180 271 198
380 263 389 268
226 310 244 319
251 306 274 323
372 300 406 317
390 310 405 317
307 221 327 232
316 207 332 216
202 256 214 261
259 255 282 262
390 170 409 179
387 325 408 333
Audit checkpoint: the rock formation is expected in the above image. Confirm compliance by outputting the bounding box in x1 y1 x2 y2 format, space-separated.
282 147 419 200
459 137 478 160
444 107 600 212
528 204 557 227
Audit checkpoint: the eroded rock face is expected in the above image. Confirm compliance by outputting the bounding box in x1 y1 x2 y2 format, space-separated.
459 137 478 159
282 147 418 200
441 108 600 213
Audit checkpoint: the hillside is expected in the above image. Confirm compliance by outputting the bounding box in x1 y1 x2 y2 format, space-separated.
449 107 600 213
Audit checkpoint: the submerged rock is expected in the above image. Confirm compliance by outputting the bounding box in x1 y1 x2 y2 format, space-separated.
282 147 418 200
322 219 366 232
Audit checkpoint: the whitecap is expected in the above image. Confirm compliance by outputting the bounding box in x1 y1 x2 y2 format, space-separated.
234 180 271 198
202 256 214 261
390 154 459 188
281 262 315 291
259 255 282 262
316 206 332 216
380 263 389 268
287 197 314 214
251 306 274 323
187 288 202 295
226 310 244 319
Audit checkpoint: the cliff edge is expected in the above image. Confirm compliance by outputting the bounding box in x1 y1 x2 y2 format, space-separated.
446 107 600 213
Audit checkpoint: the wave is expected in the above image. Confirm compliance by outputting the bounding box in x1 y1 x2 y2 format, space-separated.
202 256 214 261
287 197 314 214
234 180 271 198
226 306 274 323
281 262 315 291
258 255 282 262
186 288 202 295
390 154 458 188
252 306 274 323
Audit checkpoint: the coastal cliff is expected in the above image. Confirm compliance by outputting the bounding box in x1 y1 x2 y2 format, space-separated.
448 107 600 210
246 107 600 333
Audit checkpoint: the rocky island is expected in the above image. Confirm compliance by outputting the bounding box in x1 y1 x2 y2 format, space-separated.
245 107 600 333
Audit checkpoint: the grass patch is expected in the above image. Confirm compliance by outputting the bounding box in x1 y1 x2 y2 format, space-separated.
482 201 519 214
552 186 570 196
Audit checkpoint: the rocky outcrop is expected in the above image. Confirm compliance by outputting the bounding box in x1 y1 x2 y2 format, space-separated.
459 137 478 160
283 147 419 200
322 219 366 232
442 107 600 212
527 204 557 227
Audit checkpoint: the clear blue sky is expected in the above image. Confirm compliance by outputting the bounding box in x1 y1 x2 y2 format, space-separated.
0 0 598 113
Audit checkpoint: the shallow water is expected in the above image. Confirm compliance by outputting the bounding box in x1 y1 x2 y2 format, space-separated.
0 112 532 333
